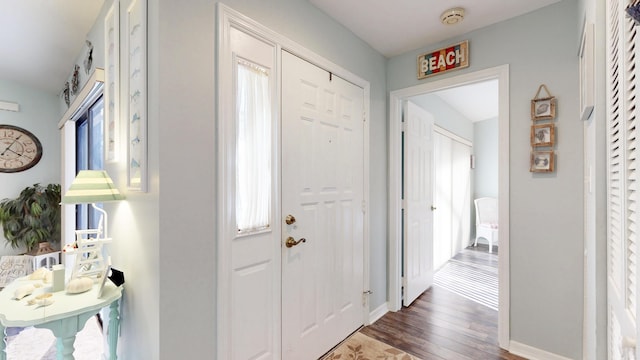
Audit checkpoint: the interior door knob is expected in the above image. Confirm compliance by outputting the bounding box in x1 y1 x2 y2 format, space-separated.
285 214 296 225
285 237 306 248
431 205 437 211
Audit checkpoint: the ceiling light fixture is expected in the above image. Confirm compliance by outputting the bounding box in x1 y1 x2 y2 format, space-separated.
441 7 465 25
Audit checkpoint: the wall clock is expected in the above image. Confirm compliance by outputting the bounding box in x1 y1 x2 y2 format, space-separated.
0 125 43 173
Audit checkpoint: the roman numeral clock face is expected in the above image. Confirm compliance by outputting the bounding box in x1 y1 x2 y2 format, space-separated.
0 125 42 173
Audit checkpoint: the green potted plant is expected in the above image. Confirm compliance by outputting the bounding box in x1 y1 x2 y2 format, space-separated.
0 183 61 253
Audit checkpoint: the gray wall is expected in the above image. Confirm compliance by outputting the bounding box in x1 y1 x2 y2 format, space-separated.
388 0 583 358
473 117 498 199
0 80 60 257
411 94 474 141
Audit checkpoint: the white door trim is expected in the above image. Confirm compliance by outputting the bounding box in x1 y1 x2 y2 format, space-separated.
388 65 510 349
434 124 473 147
216 4 371 359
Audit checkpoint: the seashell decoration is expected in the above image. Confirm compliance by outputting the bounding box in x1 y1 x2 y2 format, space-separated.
29 267 51 281
14 284 35 300
36 293 54 306
66 277 94 294
28 293 54 306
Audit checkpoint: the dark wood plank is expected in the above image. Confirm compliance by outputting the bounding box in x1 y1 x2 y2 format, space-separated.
360 245 524 360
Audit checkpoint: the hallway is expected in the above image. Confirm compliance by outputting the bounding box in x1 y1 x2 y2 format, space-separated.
361 245 522 359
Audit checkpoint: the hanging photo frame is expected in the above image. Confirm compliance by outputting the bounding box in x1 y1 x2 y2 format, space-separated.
531 123 555 147
530 150 555 173
531 84 556 121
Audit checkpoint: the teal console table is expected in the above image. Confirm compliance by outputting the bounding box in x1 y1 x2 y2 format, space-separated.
0 275 122 360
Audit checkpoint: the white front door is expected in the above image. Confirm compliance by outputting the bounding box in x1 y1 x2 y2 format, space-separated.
402 101 435 306
281 50 365 360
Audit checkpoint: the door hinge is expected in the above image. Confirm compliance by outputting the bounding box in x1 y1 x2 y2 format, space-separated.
363 110 366 122
362 200 366 214
362 290 373 305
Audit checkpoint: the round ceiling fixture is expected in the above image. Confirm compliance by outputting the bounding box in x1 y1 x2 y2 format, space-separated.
441 7 465 25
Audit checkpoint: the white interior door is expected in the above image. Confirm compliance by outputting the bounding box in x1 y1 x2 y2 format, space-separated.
433 132 452 270
451 139 471 255
402 100 434 307
433 130 471 270
281 50 365 360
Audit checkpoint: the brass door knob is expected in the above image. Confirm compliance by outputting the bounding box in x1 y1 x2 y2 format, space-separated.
285 237 306 248
285 215 296 225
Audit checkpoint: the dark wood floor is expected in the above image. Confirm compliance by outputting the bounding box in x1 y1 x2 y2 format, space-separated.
360 245 525 360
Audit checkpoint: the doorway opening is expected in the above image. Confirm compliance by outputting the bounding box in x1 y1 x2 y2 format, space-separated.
388 65 510 349
412 81 498 312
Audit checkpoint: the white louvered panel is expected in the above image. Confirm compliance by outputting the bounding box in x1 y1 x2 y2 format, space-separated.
608 0 640 357
612 308 623 360
625 2 640 320
612 119 624 289
613 202 624 291
629 222 638 316
609 0 624 293
626 122 638 314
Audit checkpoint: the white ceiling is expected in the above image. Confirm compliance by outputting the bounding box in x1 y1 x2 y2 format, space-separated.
307 0 549 123
0 0 104 95
430 79 499 123
1 0 552 122
309 0 562 57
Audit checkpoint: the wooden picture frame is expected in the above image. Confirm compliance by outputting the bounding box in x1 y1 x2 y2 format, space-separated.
531 97 556 121
531 123 555 147
530 151 555 172
579 21 594 121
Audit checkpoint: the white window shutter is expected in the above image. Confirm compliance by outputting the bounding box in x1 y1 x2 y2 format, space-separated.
608 0 640 358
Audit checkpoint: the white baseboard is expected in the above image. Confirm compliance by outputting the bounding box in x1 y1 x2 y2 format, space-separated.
368 302 389 324
509 341 573 360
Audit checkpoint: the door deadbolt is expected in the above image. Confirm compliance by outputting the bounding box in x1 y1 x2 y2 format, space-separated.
285 214 296 225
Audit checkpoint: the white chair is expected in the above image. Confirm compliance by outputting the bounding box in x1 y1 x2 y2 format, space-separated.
474 197 499 253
